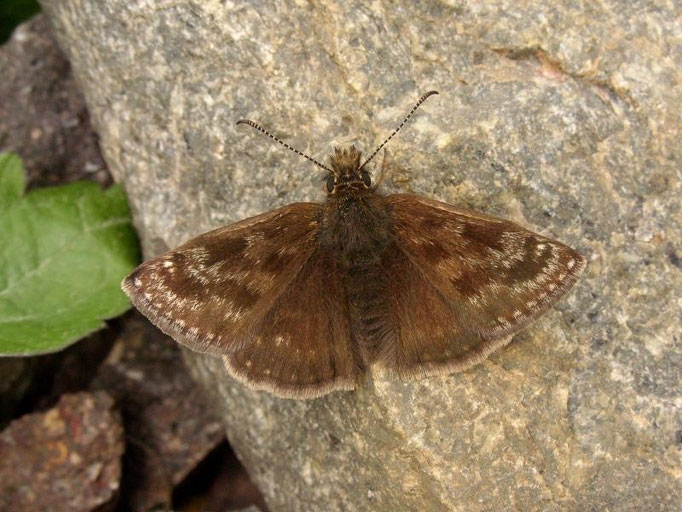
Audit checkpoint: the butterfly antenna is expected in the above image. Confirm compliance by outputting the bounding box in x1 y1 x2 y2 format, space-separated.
236 119 333 173
359 90 439 170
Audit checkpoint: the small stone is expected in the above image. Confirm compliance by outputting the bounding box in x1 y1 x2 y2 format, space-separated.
0 392 123 512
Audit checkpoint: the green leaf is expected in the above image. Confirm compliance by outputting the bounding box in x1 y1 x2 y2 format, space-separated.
0 153 141 355
0 152 26 211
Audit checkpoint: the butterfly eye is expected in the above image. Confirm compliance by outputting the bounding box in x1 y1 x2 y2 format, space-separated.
361 170 371 187
326 175 336 193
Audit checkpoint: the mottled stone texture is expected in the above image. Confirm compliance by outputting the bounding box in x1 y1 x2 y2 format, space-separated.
0 392 123 512
38 1 681 510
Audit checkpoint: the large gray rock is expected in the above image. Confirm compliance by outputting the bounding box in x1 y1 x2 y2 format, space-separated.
38 1 681 510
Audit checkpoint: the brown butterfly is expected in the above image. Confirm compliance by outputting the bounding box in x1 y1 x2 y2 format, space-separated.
122 91 586 399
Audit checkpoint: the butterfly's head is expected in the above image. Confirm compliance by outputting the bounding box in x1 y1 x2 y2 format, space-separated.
326 146 371 195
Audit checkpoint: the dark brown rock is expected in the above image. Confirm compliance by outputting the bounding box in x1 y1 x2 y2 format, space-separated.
0 391 123 512
0 14 108 189
91 313 225 512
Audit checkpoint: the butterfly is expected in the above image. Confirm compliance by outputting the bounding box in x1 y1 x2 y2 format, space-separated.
122 91 586 399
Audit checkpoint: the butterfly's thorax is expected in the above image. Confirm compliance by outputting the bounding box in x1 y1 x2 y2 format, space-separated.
319 190 393 267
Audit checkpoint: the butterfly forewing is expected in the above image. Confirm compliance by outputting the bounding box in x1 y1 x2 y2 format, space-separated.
386 194 586 347
122 203 322 356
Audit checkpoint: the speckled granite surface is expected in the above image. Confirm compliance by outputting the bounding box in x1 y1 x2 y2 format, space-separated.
38 1 681 510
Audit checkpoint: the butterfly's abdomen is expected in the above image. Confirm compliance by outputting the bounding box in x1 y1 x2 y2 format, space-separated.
346 261 393 357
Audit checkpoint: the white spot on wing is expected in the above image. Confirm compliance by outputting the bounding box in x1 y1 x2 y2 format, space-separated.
497 316 511 327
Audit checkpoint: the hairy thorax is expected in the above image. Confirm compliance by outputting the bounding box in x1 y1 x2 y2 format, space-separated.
319 190 393 267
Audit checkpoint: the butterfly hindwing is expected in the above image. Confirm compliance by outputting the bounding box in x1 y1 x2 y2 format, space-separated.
371 243 513 378
223 245 358 398
378 194 586 375
122 203 323 356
